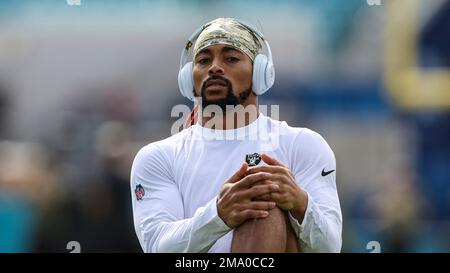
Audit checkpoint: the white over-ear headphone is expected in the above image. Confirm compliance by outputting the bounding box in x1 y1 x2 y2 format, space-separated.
177 19 275 101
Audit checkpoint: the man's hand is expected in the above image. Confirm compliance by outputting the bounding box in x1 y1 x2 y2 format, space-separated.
245 154 308 223
217 162 279 228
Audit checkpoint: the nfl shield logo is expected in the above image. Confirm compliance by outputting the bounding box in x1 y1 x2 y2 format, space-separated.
135 184 145 200
245 153 261 167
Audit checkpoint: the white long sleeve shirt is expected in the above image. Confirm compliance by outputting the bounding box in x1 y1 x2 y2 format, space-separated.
131 113 342 253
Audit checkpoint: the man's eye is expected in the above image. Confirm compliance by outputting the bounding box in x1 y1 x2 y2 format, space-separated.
226 57 239 63
197 58 210 65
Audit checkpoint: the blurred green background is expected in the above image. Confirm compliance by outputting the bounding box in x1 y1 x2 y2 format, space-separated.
0 0 449 252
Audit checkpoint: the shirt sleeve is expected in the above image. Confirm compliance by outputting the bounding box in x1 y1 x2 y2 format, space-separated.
130 143 231 253
287 129 343 253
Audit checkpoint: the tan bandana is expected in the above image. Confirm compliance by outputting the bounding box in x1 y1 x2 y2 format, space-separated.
193 18 262 62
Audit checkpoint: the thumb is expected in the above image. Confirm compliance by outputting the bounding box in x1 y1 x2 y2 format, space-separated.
227 162 248 183
261 153 284 166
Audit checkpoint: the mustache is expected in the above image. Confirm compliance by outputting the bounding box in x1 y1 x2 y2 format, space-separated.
201 76 232 90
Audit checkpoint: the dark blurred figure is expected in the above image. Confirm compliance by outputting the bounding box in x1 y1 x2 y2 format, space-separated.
418 0 450 220
33 87 142 252
0 82 11 138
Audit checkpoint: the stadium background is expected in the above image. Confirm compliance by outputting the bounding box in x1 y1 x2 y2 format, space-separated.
0 0 449 252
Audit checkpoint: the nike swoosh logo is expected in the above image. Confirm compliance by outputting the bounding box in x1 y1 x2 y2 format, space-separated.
321 168 335 176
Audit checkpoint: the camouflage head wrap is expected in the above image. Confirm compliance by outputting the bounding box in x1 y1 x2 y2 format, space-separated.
193 18 262 62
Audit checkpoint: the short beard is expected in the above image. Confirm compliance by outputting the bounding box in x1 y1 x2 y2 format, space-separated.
198 76 252 112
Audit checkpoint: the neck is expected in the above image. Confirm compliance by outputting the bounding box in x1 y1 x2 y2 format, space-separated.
199 101 259 130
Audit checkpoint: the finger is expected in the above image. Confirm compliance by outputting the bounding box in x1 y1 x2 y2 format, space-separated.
261 153 284 166
239 201 276 211
250 180 279 187
255 194 271 201
242 183 279 200
267 173 290 185
247 165 297 183
253 192 283 202
238 209 270 221
235 172 272 189
227 162 249 183
246 165 287 176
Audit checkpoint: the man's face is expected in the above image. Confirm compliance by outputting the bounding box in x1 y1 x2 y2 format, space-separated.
192 44 254 110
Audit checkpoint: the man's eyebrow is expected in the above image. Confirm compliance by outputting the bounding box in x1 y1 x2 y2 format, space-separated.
196 48 211 57
195 46 242 58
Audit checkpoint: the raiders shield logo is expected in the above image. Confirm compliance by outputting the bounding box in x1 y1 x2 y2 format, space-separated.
135 184 145 200
245 153 261 167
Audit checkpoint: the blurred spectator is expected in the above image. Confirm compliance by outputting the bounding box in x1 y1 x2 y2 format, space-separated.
0 141 58 252
0 82 11 138
368 155 426 252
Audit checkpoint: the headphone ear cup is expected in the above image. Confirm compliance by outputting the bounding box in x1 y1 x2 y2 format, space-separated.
178 62 195 101
252 54 266 95
265 60 275 91
252 54 272 95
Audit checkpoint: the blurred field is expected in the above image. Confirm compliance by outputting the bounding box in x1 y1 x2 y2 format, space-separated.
0 0 449 252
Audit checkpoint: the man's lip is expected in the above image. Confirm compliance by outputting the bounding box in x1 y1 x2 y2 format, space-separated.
205 85 227 92
205 79 227 87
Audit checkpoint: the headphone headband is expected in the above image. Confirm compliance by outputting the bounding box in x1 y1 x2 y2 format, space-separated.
179 19 272 70
178 19 275 101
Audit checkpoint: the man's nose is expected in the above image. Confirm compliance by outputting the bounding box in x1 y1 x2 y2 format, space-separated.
208 59 224 75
